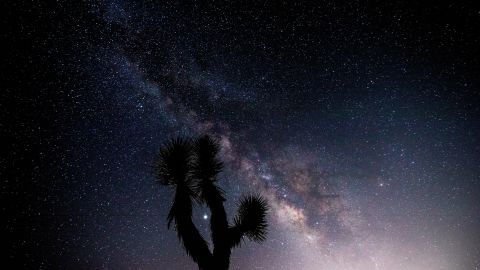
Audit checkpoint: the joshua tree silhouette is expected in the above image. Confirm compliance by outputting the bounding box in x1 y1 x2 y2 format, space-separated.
154 135 268 270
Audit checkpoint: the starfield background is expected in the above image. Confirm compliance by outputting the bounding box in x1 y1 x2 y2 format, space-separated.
3 1 480 269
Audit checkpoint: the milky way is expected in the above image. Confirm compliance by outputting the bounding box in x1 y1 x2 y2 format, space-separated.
5 1 480 270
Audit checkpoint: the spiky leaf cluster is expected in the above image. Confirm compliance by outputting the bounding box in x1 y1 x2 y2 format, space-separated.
192 135 223 181
233 195 269 242
192 135 225 203
154 138 194 186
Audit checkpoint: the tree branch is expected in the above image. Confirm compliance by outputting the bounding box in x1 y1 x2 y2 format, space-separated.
169 185 213 269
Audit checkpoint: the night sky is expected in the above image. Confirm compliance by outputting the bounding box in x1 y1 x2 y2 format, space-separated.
4 1 480 269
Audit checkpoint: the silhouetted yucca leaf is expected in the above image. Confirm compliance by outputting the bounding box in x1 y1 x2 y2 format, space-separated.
192 135 225 203
154 138 194 186
192 135 223 182
233 195 268 243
